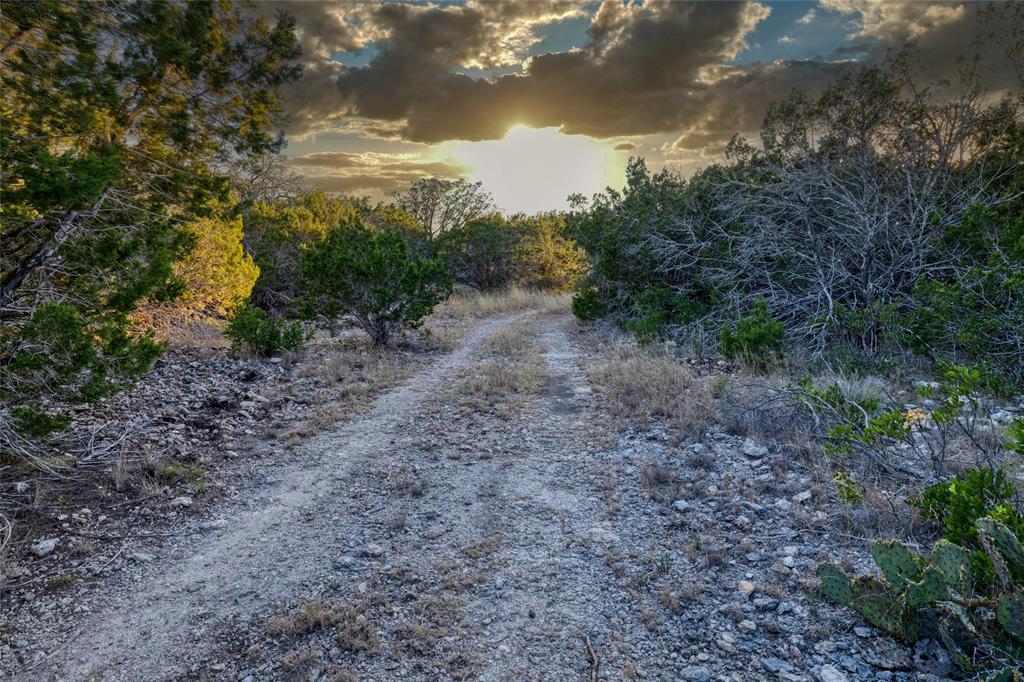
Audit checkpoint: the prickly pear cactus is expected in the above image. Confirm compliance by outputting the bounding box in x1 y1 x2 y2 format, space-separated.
930 539 972 593
817 562 852 606
870 539 922 589
851 576 918 642
938 614 974 673
995 592 1024 642
819 519 1024 673
907 566 950 608
978 518 1024 577
979 524 1014 589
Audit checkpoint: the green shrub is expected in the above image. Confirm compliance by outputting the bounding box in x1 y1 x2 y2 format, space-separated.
908 467 1024 583
169 213 260 318
226 302 304 356
566 158 688 322
0 1 301 452
719 299 784 368
436 213 586 291
800 362 1015 472
10 407 72 439
571 286 607 321
1 303 163 438
1008 419 1024 457
626 286 706 342
435 215 523 290
515 214 588 291
244 193 427 314
300 221 452 346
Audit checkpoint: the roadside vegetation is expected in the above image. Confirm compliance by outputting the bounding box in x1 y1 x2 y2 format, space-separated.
567 42 1024 675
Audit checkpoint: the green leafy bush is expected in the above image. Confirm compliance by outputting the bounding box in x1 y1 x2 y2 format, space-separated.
2 303 163 437
719 299 784 368
169 213 260 318
571 286 607 321
563 56 1023 393
817 518 1024 674
300 221 452 346
566 159 689 325
436 213 586 291
626 286 706 342
226 302 304 356
1008 419 1024 457
800 364 1014 481
244 192 426 315
435 215 523 290
908 467 1024 584
0 1 301 450
10 407 72 439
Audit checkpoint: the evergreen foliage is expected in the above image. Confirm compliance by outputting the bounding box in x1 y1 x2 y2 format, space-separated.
300 221 452 346
566 53 1023 388
0 0 301 445
226 302 304 357
436 213 585 291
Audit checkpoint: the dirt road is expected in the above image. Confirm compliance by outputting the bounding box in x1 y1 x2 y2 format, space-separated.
16 312 852 682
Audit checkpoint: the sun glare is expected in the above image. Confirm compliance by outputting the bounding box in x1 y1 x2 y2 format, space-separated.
448 125 625 215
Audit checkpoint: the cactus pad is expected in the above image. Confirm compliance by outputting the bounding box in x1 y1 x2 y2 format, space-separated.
871 539 922 589
929 540 972 593
938 615 974 673
851 576 918 642
907 566 950 607
938 601 978 636
979 525 1013 589
817 562 853 606
995 592 1024 643
977 518 1024 576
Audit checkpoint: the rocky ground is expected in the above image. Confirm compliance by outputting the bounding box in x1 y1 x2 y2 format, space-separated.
0 308 994 681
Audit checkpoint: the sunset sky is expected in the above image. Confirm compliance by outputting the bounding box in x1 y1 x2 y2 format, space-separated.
263 1 1017 214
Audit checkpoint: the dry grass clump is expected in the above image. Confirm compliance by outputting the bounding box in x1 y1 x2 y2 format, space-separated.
265 599 380 654
279 645 318 672
482 323 537 357
638 462 680 502
459 360 545 407
718 370 888 457
589 345 712 434
394 592 468 660
438 286 570 318
297 342 411 390
334 607 381 654
462 356 548 399
461 533 504 560
415 322 462 352
453 321 546 413
266 599 344 636
135 311 230 350
272 340 420 445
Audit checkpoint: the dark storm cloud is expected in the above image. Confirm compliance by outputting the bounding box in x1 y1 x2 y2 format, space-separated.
823 1 1020 89
326 1 775 142
300 163 462 195
269 1 1016 152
